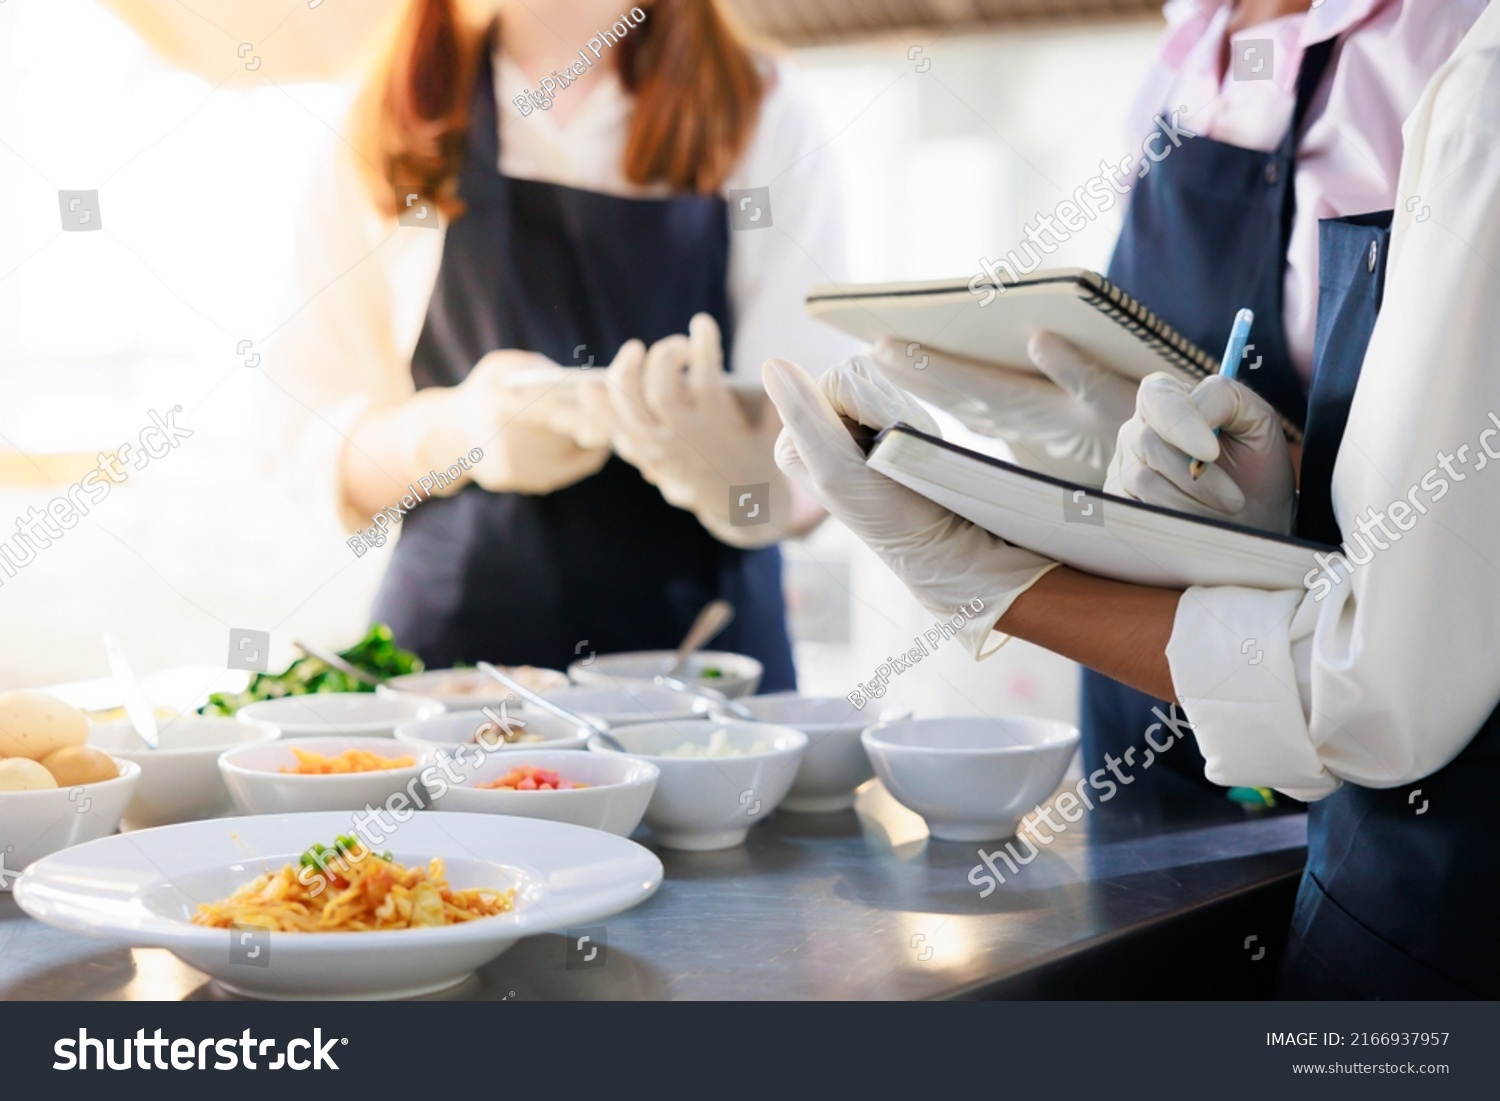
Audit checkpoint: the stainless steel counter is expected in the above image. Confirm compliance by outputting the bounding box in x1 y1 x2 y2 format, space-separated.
0 783 1307 1000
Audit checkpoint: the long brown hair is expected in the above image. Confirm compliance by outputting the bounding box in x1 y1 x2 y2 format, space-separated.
359 0 766 218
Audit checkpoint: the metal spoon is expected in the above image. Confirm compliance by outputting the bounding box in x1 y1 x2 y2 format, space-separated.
653 673 756 719
667 599 735 679
477 661 627 752
294 640 384 687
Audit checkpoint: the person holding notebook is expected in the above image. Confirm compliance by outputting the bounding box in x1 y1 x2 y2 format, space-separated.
765 0 1500 999
873 0 1484 817
268 0 851 684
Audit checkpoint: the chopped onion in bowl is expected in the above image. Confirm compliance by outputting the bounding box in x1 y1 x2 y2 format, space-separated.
659 728 772 759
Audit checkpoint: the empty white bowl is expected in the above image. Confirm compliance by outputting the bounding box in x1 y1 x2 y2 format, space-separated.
378 666 569 712
861 717 1080 842
726 695 911 813
0 760 140 889
90 716 279 829
535 684 713 727
568 650 762 698
428 749 659 836
590 719 806 851
237 692 441 739
393 709 592 754
218 737 436 815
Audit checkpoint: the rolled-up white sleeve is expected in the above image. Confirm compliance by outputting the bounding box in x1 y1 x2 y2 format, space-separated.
723 60 858 377
1166 24 1500 801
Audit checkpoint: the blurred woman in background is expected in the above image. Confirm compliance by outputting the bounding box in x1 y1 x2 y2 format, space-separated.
276 0 851 685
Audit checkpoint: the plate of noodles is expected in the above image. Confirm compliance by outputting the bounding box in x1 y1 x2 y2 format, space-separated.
12 811 663 999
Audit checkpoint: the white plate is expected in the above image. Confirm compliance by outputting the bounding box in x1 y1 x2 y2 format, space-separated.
14 811 663 999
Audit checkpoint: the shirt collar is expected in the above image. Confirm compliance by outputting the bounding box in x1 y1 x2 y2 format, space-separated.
1301 0 1391 47
1162 0 1394 52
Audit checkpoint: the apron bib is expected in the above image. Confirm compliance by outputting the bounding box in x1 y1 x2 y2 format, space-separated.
1281 213 1500 997
372 39 796 689
1080 39 1337 806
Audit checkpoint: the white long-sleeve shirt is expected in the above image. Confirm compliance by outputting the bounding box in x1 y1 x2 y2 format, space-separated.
1166 3 1500 802
264 52 853 531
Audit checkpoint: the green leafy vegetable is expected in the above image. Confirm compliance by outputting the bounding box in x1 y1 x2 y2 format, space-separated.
198 623 422 716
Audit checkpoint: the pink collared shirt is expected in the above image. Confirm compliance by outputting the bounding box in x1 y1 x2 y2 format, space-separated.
1130 0 1486 384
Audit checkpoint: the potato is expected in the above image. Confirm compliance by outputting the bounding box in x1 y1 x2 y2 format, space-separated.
0 691 90 760
41 745 120 787
0 757 60 791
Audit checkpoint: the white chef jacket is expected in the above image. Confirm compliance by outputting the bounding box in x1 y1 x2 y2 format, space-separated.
1165 3 1500 802
265 51 853 531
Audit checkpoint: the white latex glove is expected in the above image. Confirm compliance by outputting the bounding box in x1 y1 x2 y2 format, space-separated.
418 350 610 495
1106 372 1295 534
870 332 1136 486
765 354 1061 659
577 314 790 549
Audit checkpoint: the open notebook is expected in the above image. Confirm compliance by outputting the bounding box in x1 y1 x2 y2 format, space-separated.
866 425 1334 590
807 267 1302 443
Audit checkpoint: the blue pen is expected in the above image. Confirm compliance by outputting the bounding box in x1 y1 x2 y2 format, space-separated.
1189 307 1255 480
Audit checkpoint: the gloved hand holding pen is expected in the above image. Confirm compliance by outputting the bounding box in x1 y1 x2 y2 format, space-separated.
1106 372 1296 534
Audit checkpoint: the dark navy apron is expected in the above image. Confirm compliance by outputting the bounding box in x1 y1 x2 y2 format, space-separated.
1081 39 1337 804
372 40 796 690
1279 212 1500 997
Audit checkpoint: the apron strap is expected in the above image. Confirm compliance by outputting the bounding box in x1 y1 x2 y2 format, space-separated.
1275 36 1339 263
460 23 502 197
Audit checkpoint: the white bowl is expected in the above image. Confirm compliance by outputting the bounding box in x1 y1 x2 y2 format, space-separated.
377 666 569 712
90 716 279 829
237 692 442 739
568 650 762 698
15 811 663 999
590 719 806 851
861 717 1080 842
726 695 911 813
393 709 592 754
535 684 714 727
429 750 659 836
0 760 140 889
219 737 436 816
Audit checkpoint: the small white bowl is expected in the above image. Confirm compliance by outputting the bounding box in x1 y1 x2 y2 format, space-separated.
590 719 806 851
237 692 442 739
428 749 659 836
861 717 1080 842
568 650 763 698
534 685 713 727
393 709 592 754
0 760 140 889
218 737 436 815
90 716 279 829
726 695 911 813
378 666 569 712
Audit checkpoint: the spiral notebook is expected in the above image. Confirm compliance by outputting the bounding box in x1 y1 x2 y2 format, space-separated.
807 267 1303 443
865 424 1334 590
